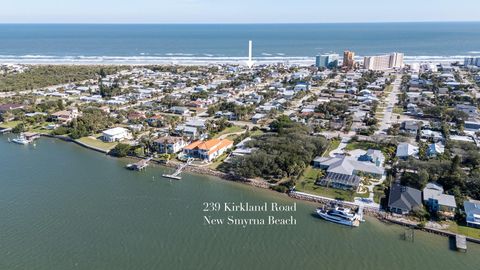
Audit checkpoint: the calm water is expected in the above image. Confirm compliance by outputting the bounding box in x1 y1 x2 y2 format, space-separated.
0 23 479 63
0 136 479 270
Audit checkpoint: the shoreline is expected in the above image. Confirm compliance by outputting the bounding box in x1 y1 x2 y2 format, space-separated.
0 56 468 66
8 134 480 245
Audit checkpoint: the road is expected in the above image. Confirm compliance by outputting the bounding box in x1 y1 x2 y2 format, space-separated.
376 77 402 135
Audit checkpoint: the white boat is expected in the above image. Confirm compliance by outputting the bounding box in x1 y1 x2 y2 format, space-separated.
316 206 360 227
11 134 31 145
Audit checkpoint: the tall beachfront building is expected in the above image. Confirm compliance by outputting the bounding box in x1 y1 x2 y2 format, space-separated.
464 57 480 67
363 52 404 70
342 50 355 69
315 54 339 69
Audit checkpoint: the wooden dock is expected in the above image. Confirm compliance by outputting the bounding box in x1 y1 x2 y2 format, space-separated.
0 127 12 134
162 158 193 180
126 157 152 171
456 235 467 252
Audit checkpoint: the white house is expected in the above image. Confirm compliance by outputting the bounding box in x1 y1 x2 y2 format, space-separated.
102 127 130 142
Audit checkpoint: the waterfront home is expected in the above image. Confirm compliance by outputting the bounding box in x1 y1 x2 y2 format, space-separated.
357 149 385 167
153 136 188 154
183 139 234 161
102 127 131 142
313 154 385 190
50 109 79 124
387 183 422 215
395 143 419 159
230 137 255 158
422 183 456 217
464 200 480 228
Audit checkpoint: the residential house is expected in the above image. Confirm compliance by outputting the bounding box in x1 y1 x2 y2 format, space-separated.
455 104 478 119
388 183 422 215
422 183 456 217
102 127 131 142
175 125 198 138
230 137 255 158
464 200 480 228
427 143 445 157
358 149 385 167
251 113 266 124
421 129 443 142
396 143 419 159
50 109 79 124
401 120 419 134
313 153 385 190
170 106 191 116
154 136 188 154
183 139 234 161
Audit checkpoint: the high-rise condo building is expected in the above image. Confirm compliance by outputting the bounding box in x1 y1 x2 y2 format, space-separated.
465 57 480 67
342 50 355 69
315 54 339 69
363 52 404 70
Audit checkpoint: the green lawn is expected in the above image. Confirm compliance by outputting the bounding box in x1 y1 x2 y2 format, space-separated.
373 185 386 204
213 126 244 138
208 153 229 170
447 222 480 239
250 129 264 137
322 138 340 157
296 166 354 201
76 136 118 151
0 120 22 129
393 106 404 115
345 141 382 152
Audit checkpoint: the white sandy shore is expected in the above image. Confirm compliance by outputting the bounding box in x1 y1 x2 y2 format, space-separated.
0 56 466 66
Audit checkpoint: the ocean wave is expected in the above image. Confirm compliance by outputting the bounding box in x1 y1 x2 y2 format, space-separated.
165 53 195 56
467 51 480 54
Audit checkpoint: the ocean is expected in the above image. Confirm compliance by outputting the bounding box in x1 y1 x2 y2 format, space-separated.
0 22 479 64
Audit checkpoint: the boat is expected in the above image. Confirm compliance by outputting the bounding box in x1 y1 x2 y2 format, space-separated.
11 133 31 145
316 206 360 227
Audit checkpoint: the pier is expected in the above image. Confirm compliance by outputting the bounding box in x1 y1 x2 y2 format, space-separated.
126 157 152 171
162 158 193 180
456 235 467 252
0 127 12 134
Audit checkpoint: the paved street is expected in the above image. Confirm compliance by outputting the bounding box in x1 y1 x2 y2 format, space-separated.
376 77 402 134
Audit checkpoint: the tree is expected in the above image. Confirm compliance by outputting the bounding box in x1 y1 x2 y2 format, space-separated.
12 123 26 133
110 143 132 157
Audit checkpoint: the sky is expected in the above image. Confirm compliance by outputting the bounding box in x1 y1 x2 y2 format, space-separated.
0 0 479 23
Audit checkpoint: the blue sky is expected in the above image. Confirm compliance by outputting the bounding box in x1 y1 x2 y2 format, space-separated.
1 0 478 23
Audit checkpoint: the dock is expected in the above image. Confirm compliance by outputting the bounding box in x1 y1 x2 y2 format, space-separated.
126 157 152 171
456 235 467 252
357 204 365 222
162 159 193 180
0 127 12 134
